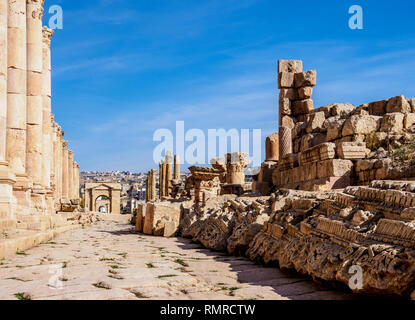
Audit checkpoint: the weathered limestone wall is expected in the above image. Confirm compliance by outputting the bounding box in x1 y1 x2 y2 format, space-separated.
271 59 415 192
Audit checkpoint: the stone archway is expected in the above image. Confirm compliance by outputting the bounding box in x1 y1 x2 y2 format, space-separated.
95 195 110 214
84 182 121 214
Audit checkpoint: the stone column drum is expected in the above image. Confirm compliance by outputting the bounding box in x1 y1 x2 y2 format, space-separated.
265 133 279 162
26 0 44 190
279 126 293 160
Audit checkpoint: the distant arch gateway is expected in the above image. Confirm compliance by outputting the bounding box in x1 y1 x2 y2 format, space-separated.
84 183 121 214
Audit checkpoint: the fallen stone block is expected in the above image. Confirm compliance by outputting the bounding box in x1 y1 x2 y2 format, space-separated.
381 113 404 133
300 133 326 151
143 202 181 236
163 221 178 238
135 203 146 232
386 95 411 113
342 115 382 137
316 159 353 178
326 118 346 141
368 100 388 116
306 111 325 133
404 113 415 129
336 142 367 160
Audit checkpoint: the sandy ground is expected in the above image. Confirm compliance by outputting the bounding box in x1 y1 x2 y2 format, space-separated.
0 220 357 300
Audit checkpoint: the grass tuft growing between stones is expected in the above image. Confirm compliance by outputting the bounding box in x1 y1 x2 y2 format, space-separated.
174 259 189 267
92 281 111 290
99 258 115 261
157 274 178 279
14 293 31 300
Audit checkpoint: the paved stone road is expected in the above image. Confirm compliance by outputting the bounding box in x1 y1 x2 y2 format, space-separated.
0 220 357 300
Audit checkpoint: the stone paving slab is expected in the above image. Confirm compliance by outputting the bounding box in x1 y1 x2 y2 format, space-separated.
0 220 359 300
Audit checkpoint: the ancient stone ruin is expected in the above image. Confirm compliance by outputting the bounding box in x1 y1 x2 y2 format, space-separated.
0 0 95 259
136 59 415 297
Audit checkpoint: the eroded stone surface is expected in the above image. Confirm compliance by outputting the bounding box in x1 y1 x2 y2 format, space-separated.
0 220 356 300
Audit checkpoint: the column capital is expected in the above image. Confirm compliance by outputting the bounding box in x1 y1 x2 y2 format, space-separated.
62 140 68 148
42 26 54 47
27 0 44 20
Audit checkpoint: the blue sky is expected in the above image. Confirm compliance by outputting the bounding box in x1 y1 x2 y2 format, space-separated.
44 0 415 172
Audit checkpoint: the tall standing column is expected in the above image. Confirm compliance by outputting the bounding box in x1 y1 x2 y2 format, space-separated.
161 162 167 198
7 0 30 194
173 154 180 180
150 169 156 201
61 140 68 200
26 0 44 191
165 151 173 197
0 0 7 164
56 126 62 200
74 162 79 199
41 27 53 190
145 171 149 202
68 150 74 200
50 118 56 191
0 0 16 224
159 161 164 198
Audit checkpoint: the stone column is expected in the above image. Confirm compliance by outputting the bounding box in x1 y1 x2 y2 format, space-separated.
41 27 53 190
26 0 44 191
150 169 156 202
165 151 173 197
145 171 149 202
7 0 30 193
74 162 80 199
146 170 156 202
0 0 16 225
279 126 292 160
158 161 164 199
68 150 74 200
173 154 180 180
0 0 7 164
161 162 167 198
56 126 62 200
225 153 249 185
50 117 56 192
61 140 68 200
265 133 279 162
